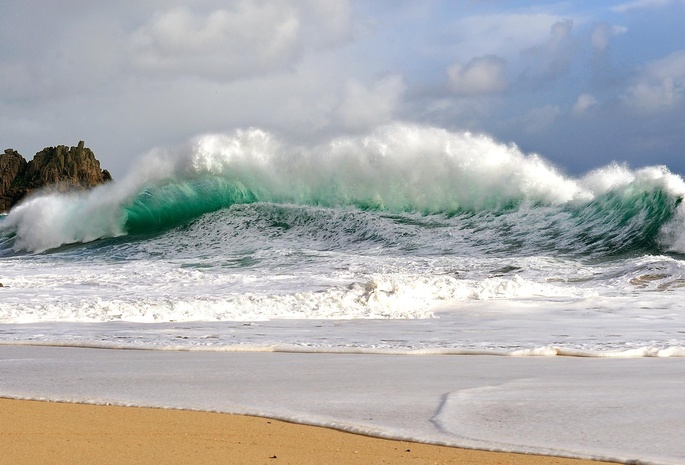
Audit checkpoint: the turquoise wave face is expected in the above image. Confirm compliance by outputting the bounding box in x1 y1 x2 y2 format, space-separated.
0 176 682 258
2 125 685 255
565 188 679 256
111 171 684 259
123 177 262 234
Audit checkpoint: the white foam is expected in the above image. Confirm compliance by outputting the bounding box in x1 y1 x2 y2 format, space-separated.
0 258 596 324
1 346 683 464
4 123 685 253
188 124 590 211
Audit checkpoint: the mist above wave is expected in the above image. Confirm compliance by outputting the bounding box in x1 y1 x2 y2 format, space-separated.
1 122 684 253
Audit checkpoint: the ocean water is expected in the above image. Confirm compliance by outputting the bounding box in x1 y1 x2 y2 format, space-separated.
2 123 685 464
1 123 685 356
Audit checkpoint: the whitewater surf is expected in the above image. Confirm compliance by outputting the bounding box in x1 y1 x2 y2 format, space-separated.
0 123 684 356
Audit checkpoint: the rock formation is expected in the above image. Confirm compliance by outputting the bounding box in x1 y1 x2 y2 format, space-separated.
0 149 27 212
0 141 112 213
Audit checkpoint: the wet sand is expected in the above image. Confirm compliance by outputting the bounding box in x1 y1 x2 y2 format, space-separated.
0 398 618 465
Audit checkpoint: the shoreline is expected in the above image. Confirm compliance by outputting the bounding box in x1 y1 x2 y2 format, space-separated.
0 397 618 465
1 345 682 464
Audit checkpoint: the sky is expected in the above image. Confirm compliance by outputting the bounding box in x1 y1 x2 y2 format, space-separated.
1 0 685 179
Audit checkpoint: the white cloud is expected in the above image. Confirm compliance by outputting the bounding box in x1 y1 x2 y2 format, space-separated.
3 0 685 178
337 76 406 129
624 50 685 113
442 13 582 91
0 11 126 100
612 0 678 13
550 19 573 41
519 19 577 86
523 105 561 134
130 0 352 81
447 55 508 96
590 23 628 52
298 0 353 48
131 4 298 78
573 94 598 115
449 14 567 61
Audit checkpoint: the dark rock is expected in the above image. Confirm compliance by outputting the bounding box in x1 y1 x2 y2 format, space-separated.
0 149 28 212
0 142 112 213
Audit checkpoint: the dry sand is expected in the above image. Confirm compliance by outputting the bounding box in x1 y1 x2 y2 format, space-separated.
0 398 619 465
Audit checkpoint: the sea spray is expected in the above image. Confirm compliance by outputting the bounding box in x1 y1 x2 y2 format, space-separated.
0 185 127 253
187 125 588 211
1 125 685 358
1 123 685 254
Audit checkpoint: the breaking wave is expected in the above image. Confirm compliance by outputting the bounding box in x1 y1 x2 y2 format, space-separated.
1 123 684 256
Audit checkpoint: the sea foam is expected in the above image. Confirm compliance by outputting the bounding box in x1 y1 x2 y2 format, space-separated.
2 123 685 253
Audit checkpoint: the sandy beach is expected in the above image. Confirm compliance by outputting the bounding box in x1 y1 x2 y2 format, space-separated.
0 398 621 465
1 346 683 464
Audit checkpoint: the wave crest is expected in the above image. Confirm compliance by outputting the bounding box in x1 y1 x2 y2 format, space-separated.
1 123 685 254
